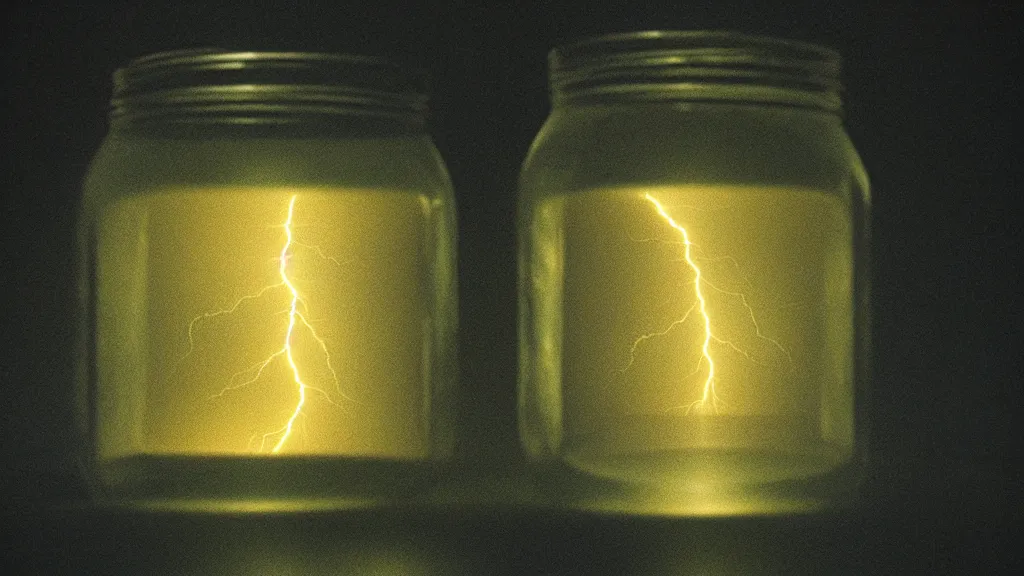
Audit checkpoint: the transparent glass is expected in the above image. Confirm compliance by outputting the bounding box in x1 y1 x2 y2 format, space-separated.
78 52 457 509
518 32 870 515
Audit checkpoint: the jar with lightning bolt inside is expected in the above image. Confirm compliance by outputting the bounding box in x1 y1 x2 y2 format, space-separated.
79 50 458 509
517 31 870 516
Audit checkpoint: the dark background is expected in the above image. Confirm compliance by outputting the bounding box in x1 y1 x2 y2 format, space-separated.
2 1 1019 573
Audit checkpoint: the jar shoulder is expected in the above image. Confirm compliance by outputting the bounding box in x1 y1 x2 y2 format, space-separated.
522 104 866 195
84 133 452 201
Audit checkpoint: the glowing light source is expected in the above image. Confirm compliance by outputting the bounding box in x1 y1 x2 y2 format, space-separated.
631 192 791 415
94 188 437 461
184 194 344 453
642 193 719 413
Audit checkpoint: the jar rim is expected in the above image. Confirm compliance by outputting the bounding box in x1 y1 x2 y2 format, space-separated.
111 49 429 124
552 30 839 65
549 30 843 112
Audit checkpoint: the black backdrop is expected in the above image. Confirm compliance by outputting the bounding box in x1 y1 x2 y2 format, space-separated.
2 1 1019 573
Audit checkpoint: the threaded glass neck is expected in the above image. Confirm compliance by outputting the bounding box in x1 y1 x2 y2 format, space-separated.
111 49 429 126
550 31 843 113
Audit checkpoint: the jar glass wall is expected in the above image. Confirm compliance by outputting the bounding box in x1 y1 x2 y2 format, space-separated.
518 32 870 515
78 51 457 509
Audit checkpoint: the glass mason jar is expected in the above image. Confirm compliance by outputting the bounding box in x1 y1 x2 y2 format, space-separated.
77 50 457 509
518 31 870 515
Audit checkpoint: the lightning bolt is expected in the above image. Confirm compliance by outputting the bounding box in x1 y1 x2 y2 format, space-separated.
184 194 346 453
261 195 312 452
628 193 790 415
642 193 720 413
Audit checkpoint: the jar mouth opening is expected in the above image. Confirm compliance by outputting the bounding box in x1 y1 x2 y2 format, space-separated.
549 30 843 112
111 49 429 123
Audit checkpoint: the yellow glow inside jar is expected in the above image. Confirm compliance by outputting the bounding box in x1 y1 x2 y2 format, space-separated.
528 184 855 511
95 188 433 461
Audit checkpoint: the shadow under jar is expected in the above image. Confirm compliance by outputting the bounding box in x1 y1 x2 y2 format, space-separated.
518 31 870 516
78 50 457 510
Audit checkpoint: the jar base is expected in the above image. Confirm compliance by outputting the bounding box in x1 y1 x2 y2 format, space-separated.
90 454 442 512
534 447 860 516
